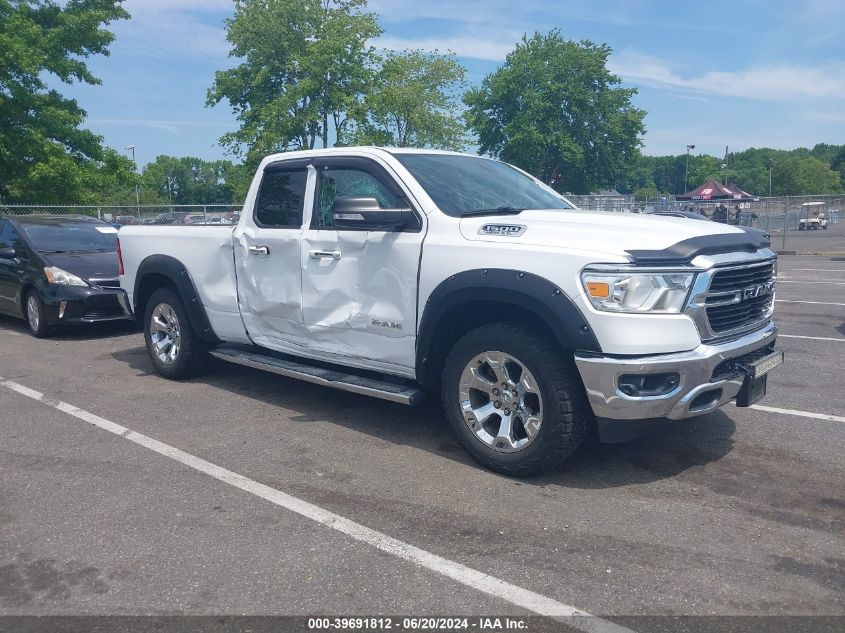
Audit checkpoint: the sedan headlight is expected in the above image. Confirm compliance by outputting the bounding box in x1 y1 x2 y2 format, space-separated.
44 266 88 286
581 269 694 313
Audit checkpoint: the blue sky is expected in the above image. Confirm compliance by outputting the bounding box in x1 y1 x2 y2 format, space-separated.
66 0 845 167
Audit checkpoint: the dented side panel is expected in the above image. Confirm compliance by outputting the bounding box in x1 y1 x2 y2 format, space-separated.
234 226 308 349
232 167 315 350
301 228 421 372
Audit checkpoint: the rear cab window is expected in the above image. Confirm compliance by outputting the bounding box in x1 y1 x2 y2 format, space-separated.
254 167 309 228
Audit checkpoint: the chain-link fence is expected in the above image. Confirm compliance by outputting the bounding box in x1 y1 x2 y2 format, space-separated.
566 194 637 213
0 204 244 225
569 194 844 251
3 196 843 251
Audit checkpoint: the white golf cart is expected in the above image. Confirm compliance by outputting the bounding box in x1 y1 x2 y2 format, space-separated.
798 201 828 231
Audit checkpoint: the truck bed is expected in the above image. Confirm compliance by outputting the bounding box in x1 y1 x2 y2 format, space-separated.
118 225 249 343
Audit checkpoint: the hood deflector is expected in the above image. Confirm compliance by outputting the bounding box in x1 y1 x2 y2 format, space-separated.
626 230 771 265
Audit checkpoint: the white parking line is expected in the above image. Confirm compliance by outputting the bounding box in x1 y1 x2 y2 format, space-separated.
778 268 845 272
0 329 21 336
746 404 845 424
780 334 845 342
0 377 630 633
776 300 845 306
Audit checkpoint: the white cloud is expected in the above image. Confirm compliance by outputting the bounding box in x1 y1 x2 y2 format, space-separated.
368 0 647 28
112 0 231 59
374 35 515 61
90 118 232 135
806 111 845 124
609 50 845 103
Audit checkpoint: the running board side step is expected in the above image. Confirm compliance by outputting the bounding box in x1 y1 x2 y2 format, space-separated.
210 345 425 406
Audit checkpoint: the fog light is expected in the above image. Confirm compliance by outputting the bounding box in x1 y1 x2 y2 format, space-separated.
58 301 67 319
618 373 680 397
689 388 722 412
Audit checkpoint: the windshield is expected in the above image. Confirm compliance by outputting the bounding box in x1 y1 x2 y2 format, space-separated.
395 153 573 217
21 222 118 253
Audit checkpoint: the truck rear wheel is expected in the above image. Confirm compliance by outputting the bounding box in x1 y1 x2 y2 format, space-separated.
441 323 589 476
143 287 208 379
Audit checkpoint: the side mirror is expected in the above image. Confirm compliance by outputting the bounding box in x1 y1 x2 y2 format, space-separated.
0 246 16 261
331 196 411 230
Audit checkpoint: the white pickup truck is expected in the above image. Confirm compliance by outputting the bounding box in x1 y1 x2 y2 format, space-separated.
118 147 783 475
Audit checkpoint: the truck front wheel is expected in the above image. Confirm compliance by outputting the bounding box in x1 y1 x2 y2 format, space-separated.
441 323 589 476
143 287 208 379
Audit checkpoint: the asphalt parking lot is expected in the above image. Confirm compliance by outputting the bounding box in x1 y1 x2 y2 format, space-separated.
1 256 843 631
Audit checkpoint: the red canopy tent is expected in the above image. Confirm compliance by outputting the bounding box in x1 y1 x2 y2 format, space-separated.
677 179 757 201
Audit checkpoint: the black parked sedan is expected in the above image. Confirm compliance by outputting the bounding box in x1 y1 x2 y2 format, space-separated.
0 215 129 337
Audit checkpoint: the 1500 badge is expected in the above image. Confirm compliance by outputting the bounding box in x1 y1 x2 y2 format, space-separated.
478 224 527 237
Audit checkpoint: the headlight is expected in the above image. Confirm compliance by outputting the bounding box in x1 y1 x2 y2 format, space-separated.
44 266 88 286
581 269 694 313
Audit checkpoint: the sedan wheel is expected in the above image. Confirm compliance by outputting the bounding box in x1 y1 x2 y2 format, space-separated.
24 290 50 338
26 295 40 332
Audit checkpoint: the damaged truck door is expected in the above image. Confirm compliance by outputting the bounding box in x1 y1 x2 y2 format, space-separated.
234 160 311 351
300 157 423 373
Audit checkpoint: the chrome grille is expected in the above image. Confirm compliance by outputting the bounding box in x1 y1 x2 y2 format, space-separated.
708 262 775 293
705 261 775 334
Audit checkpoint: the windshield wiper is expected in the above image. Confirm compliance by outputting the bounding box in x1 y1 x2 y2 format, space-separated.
38 249 93 254
461 206 526 217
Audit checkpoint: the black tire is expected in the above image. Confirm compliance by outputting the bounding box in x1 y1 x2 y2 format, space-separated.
24 290 52 338
143 286 208 379
441 322 590 476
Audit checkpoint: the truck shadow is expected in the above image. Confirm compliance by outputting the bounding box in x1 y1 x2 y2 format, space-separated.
112 346 736 489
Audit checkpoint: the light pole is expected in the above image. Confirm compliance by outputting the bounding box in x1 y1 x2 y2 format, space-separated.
723 145 729 185
684 144 695 193
124 145 140 216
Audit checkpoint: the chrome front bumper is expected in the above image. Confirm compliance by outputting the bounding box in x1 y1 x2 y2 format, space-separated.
574 321 778 422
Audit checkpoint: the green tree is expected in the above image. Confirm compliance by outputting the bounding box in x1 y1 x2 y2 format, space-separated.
829 146 845 183
464 31 645 194
686 154 724 190
624 145 845 198
342 49 467 150
207 0 380 160
140 155 244 204
771 155 843 195
809 143 841 165
0 0 129 202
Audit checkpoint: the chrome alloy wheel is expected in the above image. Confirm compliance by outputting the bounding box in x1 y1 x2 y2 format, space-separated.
458 351 543 453
149 303 182 364
26 295 40 331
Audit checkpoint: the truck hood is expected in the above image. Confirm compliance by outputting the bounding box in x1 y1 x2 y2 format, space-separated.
459 209 757 261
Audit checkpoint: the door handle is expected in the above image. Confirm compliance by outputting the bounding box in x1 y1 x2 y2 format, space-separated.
309 250 342 260
248 245 270 256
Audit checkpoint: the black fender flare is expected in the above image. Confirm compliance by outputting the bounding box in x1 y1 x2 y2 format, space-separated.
133 255 220 343
415 269 601 385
